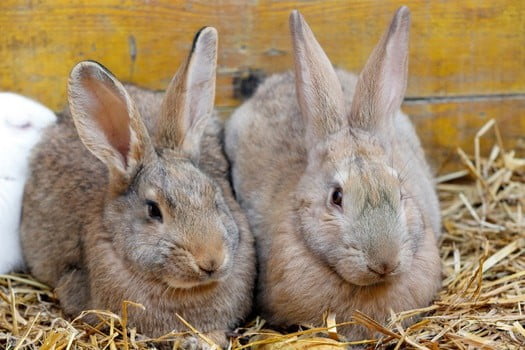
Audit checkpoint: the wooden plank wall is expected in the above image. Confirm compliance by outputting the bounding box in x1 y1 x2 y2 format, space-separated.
1 0 524 172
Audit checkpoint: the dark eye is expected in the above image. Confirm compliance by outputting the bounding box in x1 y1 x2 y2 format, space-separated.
331 187 343 208
146 200 163 222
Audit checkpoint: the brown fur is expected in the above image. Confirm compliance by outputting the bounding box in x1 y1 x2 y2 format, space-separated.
225 8 441 340
21 28 255 347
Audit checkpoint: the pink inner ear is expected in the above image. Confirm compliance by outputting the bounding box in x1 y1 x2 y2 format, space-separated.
83 76 131 166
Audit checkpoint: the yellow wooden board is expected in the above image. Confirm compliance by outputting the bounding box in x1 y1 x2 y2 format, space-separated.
404 97 525 173
216 97 525 172
0 0 523 111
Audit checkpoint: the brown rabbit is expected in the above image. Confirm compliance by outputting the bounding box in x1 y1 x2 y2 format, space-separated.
225 7 441 340
21 27 255 347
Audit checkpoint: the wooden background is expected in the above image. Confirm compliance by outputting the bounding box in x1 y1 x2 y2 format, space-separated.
1 0 524 172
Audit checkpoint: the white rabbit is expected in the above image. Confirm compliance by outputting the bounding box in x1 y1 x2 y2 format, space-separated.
0 92 56 274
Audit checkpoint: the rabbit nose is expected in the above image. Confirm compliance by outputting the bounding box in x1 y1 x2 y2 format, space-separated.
367 260 399 277
197 259 220 275
192 241 226 276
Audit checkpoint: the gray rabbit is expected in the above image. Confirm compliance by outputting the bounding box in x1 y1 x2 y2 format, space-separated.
225 7 441 340
21 28 255 347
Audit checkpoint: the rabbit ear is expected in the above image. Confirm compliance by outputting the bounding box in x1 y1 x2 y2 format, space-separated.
290 10 346 149
156 27 217 162
68 61 153 190
349 6 410 132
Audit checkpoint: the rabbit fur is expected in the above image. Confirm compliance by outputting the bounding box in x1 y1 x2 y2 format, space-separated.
225 7 441 340
0 92 56 274
21 28 255 346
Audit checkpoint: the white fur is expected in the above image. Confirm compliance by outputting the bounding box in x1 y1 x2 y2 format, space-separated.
334 168 349 185
0 92 56 273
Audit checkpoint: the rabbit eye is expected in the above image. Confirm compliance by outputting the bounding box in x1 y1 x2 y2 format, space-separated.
331 187 343 208
146 200 163 222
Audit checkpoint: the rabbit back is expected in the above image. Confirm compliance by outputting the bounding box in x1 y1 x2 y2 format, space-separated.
21 114 104 284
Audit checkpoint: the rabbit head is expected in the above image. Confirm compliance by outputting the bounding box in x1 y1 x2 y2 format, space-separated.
0 92 56 132
68 28 238 289
0 93 56 177
290 8 422 287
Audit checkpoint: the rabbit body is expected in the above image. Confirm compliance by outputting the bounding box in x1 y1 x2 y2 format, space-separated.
225 9 441 340
0 92 56 274
21 28 255 345
22 110 254 339
0 179 26 274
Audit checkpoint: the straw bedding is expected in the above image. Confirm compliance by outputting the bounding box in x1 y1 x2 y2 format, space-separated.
1 120 524 349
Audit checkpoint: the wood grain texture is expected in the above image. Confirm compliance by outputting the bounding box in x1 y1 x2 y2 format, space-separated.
404 97 525 172
1 0 524 170
0 0 523 111
216 97 525 172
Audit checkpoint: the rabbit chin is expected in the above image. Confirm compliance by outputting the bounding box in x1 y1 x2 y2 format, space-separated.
161 270 229 290
163 278 218 290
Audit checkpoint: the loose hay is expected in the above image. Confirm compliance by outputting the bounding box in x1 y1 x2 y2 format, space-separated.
1 120 524 349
